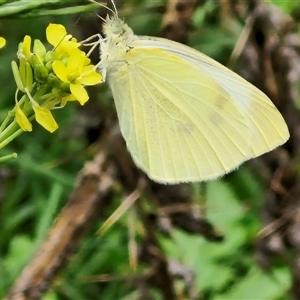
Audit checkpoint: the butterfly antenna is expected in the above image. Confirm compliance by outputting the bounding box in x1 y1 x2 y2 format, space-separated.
88 0 114 21
96 11 106 23
53 34 67 52
110 0 118 17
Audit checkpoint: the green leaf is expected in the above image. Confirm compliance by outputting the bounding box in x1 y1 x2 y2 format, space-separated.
215 266 291 300
271 0 300 13
2 235 34 277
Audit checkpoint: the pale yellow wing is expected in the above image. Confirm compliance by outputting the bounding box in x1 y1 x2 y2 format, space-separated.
130 37 289 158
108 47 272 183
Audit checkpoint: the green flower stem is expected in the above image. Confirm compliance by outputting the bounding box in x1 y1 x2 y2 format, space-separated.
0 86 52 152
0 92 28 133
0 152 18 163
0 87 53 150
0 120 22 150
0 110 14 133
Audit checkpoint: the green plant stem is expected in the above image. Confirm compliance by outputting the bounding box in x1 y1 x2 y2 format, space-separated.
0 120 23 150
0 110 14 133
0 91 29 133
0 152 17 162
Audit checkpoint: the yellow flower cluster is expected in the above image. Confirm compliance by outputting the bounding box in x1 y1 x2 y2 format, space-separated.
12 23 102 133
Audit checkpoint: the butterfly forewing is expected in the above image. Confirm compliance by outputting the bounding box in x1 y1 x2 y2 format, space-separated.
130 37 289 157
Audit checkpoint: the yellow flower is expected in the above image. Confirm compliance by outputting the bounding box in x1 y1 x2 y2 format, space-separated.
0 37 6 49
46 23 80 58
11 23 102 135
52 49 102 105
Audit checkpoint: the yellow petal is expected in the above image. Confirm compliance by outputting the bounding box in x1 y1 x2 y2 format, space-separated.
82 65 94 73
52 60 69 82
70 83 88 105
15 105 32 132
33 105 58 133
20 35 31 59
62 93 77 102
55 40 80 56
0 37 6 49
80 71 102 85
84 56 91 65
67 50 85 72
61 93 77 106
46 23 67 47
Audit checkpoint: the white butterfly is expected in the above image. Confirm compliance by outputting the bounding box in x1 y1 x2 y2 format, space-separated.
97 6 289 184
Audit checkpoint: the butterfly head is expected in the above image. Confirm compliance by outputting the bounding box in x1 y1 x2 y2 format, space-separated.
102 15 134 40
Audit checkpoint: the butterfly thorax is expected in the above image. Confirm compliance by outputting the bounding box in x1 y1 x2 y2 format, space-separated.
100 16 136 81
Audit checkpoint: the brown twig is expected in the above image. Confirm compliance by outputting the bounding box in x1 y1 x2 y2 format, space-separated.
5 153 115 300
